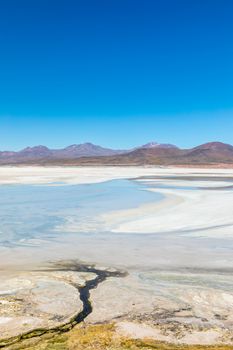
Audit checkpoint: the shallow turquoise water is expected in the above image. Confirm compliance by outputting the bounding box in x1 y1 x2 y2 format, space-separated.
0 179 162 247
1 177 233 286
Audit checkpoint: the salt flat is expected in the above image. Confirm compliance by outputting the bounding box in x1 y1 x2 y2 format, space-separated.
1 166 233 345
0 165 233 185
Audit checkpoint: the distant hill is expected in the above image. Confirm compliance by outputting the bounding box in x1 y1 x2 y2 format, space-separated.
182 142 233 163
0 143 126 163
103 141 233 165
1 141 233 166
55 143 127 158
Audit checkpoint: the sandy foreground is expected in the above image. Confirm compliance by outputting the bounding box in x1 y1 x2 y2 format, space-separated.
1 166 233 346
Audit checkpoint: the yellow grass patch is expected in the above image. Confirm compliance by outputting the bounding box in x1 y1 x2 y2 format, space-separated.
6 323 233 350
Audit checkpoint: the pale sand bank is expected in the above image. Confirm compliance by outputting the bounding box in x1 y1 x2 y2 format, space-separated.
103 186 233 235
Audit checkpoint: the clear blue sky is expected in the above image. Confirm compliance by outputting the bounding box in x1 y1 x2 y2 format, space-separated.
0 0 233 150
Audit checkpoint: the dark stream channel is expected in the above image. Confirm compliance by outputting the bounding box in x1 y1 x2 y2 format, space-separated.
57 262 127 324
0 262 127 348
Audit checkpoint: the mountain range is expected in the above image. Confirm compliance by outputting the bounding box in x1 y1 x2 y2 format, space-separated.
1 141 233 166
